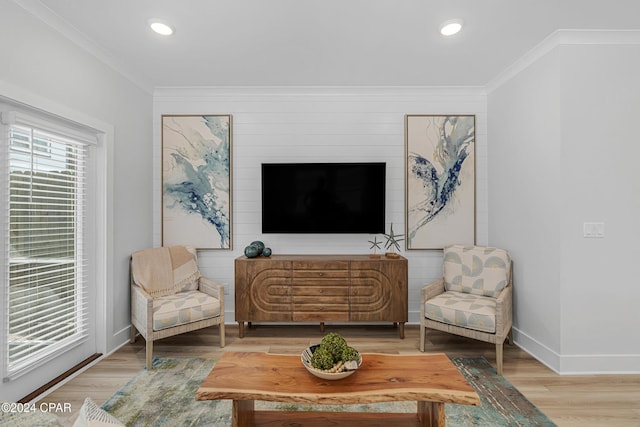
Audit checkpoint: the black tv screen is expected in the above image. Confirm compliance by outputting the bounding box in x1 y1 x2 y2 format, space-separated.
261 162 386 234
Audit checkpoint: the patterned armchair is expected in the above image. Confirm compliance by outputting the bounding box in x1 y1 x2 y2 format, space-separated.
130 246 225 370
420 244 512 374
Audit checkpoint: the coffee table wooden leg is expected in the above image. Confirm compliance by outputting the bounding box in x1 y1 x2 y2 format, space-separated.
232 399 254 427
418 401 446 427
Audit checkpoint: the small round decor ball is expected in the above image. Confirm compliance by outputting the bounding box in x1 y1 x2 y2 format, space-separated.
262 247 272 257
250 241 265 255
244 245 259 258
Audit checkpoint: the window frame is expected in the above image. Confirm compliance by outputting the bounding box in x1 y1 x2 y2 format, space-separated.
1 109 98 381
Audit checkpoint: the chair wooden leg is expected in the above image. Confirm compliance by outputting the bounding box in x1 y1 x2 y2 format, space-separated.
507 328 513 345
496 342 503 375
220 323 226 348
130 324 137 344
419 324 426 352
146 339 153 370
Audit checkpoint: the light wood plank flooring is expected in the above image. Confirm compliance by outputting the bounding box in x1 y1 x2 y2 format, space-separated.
41 324 640 426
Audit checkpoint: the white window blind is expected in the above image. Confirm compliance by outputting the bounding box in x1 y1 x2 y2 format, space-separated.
3 118 90 380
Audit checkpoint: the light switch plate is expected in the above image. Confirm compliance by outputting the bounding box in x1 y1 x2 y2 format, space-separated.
583 222 605 238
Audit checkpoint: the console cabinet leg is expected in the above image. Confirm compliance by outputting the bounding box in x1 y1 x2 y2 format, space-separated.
238 321 244 338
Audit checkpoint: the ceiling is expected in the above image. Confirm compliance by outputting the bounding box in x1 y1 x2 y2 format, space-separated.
25 0 640 90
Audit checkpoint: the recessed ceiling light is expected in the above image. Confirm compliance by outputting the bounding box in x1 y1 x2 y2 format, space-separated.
439 19 463 36
149 19 174 36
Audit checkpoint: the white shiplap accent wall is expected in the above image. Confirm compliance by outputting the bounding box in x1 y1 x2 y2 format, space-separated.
153 86 487 323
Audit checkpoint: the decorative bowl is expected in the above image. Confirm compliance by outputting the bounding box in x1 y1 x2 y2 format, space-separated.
301 344 362 380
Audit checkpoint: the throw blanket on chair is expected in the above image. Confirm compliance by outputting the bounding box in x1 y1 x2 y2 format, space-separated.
132 246 201 297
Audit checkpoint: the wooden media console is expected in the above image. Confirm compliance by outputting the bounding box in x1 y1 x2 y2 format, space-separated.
234 254 408 338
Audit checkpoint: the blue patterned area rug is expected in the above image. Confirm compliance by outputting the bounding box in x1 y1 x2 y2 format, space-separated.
102 357 556 427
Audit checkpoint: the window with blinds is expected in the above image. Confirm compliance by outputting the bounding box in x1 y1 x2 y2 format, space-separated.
4 122 89 379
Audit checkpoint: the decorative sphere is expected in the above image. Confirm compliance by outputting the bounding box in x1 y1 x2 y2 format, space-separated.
262 247 272 257
250 240 265 254
244 245 259 258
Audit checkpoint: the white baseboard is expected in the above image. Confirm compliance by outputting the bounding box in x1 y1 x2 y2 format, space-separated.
106 325 133 356
513 327 640 374
512 327 561 373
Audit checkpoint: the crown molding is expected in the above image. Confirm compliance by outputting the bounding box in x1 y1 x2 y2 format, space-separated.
486 29 640 94
153 85 487 99
12 0 154 95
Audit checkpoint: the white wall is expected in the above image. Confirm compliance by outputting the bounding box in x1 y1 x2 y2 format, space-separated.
488 34 640 373
487 48 563 367
153 87 489 324
558 44 640 372
0 0 153 398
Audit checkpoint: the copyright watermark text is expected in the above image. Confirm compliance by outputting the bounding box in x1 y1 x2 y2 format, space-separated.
1 402 72 413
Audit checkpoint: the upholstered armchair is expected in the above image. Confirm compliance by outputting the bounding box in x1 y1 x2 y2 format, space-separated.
420 244 512 375
130 245 225 370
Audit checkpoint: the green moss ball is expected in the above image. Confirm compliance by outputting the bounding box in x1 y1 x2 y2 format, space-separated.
341 346 360 362
320 332 348 359
310 346 335 370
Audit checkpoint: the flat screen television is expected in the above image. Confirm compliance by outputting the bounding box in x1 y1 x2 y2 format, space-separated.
261 162 386 234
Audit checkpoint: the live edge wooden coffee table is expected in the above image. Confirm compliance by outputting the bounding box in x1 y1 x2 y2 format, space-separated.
196 352 480 427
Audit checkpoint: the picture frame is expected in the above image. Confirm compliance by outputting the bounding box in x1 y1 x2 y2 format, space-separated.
405 114 475 250
162 114 232 249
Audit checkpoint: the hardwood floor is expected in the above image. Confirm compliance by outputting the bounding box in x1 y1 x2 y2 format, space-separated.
41 324 640 426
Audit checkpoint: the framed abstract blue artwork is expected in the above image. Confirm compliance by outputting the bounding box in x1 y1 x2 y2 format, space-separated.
162 115 232 249
405 115 475 250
